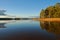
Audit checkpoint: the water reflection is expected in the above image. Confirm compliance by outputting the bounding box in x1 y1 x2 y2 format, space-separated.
0 20 15 28
0 20 60 40
0 23 6 28
40 21 60 35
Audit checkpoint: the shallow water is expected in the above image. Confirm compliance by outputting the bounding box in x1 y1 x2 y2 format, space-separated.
0 20 60 40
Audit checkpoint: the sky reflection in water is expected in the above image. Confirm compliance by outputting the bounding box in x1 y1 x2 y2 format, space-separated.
0 20 59 40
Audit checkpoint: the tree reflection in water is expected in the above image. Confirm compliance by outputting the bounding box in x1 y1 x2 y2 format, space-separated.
0 23 6 28
40 21 60 35
40 21 60 40
0 20 15 28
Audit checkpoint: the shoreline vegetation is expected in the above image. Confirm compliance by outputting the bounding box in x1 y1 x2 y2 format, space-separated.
35 3 60 22
33 18 60 22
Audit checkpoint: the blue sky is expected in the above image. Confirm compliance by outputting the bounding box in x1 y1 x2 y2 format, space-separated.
0 0 60 17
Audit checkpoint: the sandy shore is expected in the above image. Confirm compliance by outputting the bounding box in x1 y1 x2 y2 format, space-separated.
33 18 60 22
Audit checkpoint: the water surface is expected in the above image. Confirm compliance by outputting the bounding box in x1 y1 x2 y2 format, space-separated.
0 20 59 40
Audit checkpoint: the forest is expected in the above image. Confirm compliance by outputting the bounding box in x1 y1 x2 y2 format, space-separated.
40 3 60 18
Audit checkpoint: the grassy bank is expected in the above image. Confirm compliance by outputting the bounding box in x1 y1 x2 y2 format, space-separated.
33 18 60 22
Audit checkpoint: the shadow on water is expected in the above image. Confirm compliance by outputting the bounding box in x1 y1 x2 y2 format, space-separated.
40 21 60 40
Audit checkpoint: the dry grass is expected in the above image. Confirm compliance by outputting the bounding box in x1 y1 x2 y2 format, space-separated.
33 18 60 22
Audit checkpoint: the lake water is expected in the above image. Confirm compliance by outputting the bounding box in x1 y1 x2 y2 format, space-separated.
0 20 60 40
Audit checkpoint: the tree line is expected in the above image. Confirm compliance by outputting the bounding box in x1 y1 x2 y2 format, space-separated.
40 3 60 18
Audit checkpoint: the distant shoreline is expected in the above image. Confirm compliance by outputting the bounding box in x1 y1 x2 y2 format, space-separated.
0 18 20 20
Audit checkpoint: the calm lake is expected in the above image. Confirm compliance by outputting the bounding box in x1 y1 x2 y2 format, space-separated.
0 20 60 40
